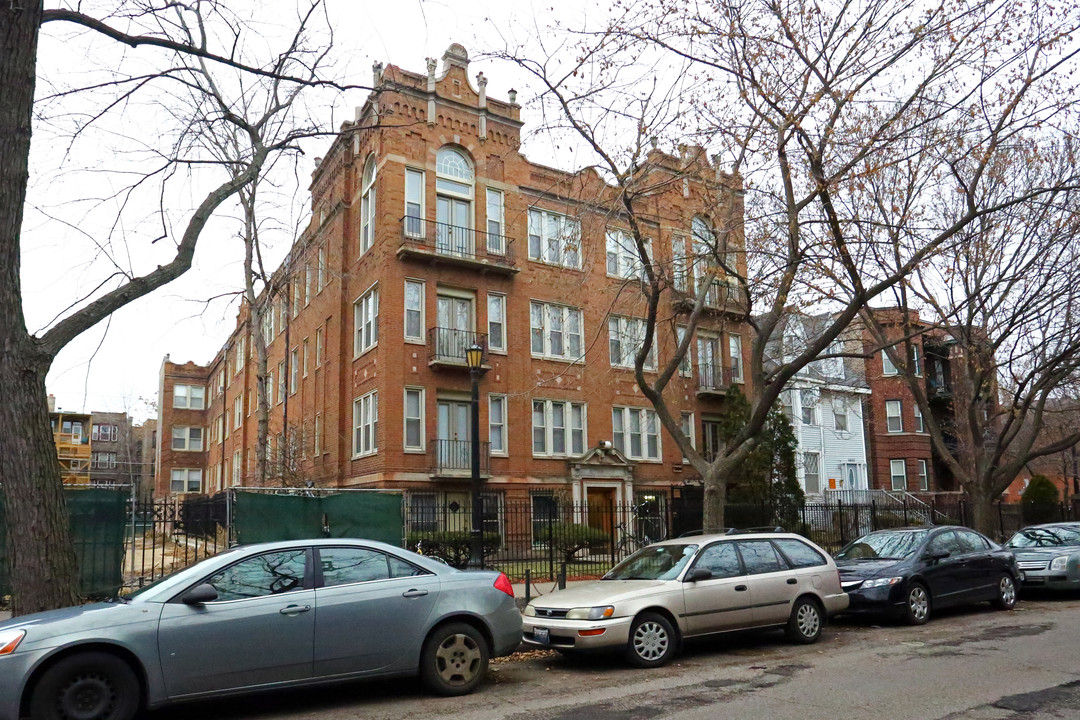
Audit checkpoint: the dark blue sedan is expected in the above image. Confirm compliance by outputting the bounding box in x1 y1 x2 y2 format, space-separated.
834 526 1020 624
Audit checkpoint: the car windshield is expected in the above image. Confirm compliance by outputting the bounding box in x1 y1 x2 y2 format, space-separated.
836 530 929 561
603 544 699 581
1006 527 1080 548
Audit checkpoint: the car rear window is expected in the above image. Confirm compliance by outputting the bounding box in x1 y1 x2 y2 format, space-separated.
773 539 827 568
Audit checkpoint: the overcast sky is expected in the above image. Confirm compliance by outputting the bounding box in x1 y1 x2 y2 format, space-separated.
28 0 596 422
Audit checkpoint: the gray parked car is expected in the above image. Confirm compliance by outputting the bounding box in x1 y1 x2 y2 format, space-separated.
521 531 848 667
1005 522 1080 590
0 539 522 720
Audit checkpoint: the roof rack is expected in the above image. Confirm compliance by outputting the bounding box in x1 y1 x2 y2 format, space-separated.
677 526 786 538
725 526 786 535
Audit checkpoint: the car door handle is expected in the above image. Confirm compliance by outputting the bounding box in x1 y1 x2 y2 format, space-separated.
734 585 747 592
402 589 429 598
786 578 798 585
279 604 311 616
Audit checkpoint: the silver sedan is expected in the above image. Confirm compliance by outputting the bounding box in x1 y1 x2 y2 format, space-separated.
0 539 522 720
521 532 848 667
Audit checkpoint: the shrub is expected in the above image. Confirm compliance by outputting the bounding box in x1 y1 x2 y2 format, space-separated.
405 531 502 569
1021 475 1061 525
534 522 609 564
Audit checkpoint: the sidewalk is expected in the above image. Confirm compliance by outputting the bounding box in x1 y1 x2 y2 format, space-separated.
0 611 9 622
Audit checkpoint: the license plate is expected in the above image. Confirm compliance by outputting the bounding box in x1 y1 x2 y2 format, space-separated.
533 627 550 644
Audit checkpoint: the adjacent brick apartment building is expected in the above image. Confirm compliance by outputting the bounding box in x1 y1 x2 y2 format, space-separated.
154 44 752 526
863 309 965 494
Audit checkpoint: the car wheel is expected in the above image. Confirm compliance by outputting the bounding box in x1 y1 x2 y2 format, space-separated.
992 574 1018 610
419 622 490 696
785 597 823 644
625 612 677 668
904 582 931 625
29 651 140 720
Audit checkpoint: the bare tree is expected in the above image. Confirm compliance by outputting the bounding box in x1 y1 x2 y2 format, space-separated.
864 140 1080 534
0 1 356 614
499 0 1080 531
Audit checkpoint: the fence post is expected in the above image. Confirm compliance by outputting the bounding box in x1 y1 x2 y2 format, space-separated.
931 495 937 526
547 510 555 583
558 562 567 590
960 499 967 527
871 499 878 531
838 498 846 545
524 568 531 605
610 501 617 567
902 495 909 526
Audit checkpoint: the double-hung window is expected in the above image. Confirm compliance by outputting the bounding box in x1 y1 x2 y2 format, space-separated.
171 468 202 494
612 406 661 461
803 452 821 494
671 235 689 291
289 348 299 394
261 307 274 342
277 361 286 404
918 459 929 491
404 280 424 342
360 156 376 254
173 384 205 410
405 168 424 238
403 388 424 451
676 327 692 377
886 400 903 433
236 338 245 373
527 208 581 268
317 245 327 292
532 400 585 457
890 459 907 491
354 286 379 355
233 396 243 430
315 327 324 367
530 301 583 360
608 316 656 369
913 403 924 432
680 412 695 462
486 188 505 254
487 294 506 352
606 228 650 279
171 426 203 452
728 333 744 382
800 390 818 425
489 394 507 455
353 390 378 456
882 349 899 376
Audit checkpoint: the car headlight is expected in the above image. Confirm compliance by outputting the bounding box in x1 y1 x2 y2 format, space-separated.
0 629 26 656
1051 556 1070 571
522 605 537 617
861 576 904 589
565 606 615 620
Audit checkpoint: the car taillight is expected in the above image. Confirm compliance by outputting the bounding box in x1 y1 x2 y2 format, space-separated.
494 572 514 598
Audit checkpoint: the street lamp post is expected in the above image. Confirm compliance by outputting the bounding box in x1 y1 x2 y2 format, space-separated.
465 342 486 569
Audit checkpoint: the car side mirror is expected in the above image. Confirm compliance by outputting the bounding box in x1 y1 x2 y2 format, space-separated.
182 583 219 605
684 568 713 582
925 551 950 562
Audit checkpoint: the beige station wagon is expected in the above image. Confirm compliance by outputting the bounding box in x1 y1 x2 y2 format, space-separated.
521 531 848 667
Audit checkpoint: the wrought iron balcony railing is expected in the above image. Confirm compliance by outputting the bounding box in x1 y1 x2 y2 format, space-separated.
400 217 516 270
427 328 488 367
430 438 492 477
698 363 740 394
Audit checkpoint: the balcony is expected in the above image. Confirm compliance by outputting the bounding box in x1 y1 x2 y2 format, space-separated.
672 279 746 316
430 439 492 478
398 217 518 275
927 376 953 402
427 328 489 370
697 363 740 397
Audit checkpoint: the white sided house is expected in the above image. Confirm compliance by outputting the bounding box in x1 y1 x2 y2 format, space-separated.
775 316 871 498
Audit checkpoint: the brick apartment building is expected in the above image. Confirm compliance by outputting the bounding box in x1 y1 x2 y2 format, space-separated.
153 44 752 524
863 309 966 494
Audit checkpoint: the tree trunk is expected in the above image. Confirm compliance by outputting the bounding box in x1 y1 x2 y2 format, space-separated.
0 356 81 615
702 466 727 533
968 486 999 540
0 2 81 614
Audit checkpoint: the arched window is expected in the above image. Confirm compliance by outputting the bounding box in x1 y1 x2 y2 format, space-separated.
360 155 376 255
435 147 474 255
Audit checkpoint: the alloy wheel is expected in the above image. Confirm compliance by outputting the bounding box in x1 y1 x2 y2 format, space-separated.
909 586 929 622
999 576 1017 606
433 633 483 686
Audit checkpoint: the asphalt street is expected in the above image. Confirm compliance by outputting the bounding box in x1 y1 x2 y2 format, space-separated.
147 592 1080 720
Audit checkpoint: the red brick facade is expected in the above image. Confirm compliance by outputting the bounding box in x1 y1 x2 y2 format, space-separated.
154 45 751 511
